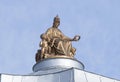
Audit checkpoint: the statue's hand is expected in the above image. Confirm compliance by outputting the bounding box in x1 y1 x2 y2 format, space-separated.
73 35 80 41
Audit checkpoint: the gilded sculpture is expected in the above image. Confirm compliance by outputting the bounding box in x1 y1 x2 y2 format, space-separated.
35 15 80 62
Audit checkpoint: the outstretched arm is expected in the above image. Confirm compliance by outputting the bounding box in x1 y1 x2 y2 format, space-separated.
61 33 80 41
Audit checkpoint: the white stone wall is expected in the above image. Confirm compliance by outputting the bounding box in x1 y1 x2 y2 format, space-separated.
74 69 119 82
0 68 119 82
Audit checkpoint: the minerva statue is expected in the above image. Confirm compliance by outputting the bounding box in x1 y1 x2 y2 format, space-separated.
35 15 80 62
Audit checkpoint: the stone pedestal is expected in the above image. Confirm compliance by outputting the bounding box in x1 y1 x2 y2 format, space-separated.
0 58 118 82
33 58 84 72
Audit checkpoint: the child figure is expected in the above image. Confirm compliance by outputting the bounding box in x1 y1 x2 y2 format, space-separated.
39 33 51 59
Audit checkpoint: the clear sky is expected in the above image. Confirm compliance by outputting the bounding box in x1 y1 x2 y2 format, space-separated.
0 0 120 80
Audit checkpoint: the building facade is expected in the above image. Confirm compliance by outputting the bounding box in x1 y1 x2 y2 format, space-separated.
0 58 119 82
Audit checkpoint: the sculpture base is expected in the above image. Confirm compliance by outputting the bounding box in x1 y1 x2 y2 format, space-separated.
33 57 84 72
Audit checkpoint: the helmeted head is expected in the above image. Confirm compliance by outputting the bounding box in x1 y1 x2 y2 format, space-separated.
53 15 60 28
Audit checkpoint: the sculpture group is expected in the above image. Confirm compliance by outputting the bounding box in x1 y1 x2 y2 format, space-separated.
36 15 80 62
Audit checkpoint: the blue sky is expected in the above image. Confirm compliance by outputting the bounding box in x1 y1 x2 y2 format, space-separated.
0 0 120 80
